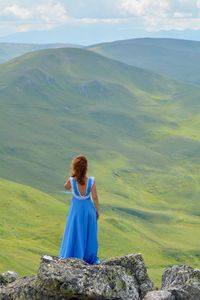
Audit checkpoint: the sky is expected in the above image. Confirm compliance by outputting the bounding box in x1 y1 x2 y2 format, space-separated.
0 0 200 44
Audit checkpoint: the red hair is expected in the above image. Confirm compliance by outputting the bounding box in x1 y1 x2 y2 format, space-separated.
71 155 88 185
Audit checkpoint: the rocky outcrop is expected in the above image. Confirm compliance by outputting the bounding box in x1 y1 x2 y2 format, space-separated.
0 271 19 286
161 265 200 300
0 253 153 300
144 265 200 300
1 255 199 300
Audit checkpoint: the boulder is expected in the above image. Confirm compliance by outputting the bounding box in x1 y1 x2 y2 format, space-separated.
0 271 19 286
0 253 154 300
101 253 153 298
162 265 200 300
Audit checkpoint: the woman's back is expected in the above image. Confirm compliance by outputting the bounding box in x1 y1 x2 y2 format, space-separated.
76 176 89 196
70 176 94 200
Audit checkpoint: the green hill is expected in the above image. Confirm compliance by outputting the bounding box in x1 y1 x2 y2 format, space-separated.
0 47 200 284
88 38 200 84
0 43 81 64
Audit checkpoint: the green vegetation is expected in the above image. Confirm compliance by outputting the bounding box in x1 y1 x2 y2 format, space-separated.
0 47 200 285
88 38 200 84
0 178 67 274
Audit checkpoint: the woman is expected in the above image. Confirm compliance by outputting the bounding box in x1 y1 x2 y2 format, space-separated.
59 154 100 264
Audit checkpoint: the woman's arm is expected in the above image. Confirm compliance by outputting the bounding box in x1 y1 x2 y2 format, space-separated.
91 180 100 219
64 177 71 190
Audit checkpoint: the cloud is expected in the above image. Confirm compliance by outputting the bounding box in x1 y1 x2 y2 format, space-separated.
178 0 193 3
1 0 200 38
197 0 200 8
119 0 170 17
173 12 193 18
0 1 69 35
36 2 68 23
0 0 125 36
118 0 200 31
2 5 31 19
149 17 200 31
74 18 124 25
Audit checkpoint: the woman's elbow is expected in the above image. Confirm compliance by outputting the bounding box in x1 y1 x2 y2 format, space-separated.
64 182 70 189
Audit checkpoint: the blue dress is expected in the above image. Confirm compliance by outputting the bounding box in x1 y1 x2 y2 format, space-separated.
59 176 100 264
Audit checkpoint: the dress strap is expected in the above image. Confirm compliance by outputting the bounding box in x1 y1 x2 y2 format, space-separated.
71 176 80 196
87 177 94 193
69 176 75 195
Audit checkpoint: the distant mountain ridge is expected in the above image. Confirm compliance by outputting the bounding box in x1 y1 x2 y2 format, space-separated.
88 38 200 84
0 43 82 64
1 24 200 44
2 38 200 86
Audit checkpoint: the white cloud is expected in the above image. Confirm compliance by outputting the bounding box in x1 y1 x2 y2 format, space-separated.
73 17 125 25
0 0 124 36
149 17 200 31
0 1 70 36
173 12 193 18
2 5 31 19
119 0 170 17
0 0 200 38
178 0 192 3
118 0 200 31
0 1 69 25
197 0 200 8
36 2 68 23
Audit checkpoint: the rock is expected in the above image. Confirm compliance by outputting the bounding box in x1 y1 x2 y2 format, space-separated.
0 275 38 300
0 253 153 300
79 80 108 96
162 265 200 300
0 271 19 286
101 253 154 298
143 290 175 300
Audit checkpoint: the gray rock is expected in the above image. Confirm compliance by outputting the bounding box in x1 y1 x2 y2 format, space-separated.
143 290 175 300
79 80 108 96
162 265 200 300
101 253 153 298
0 271 19 287
0 253 154 300
0 275 38 300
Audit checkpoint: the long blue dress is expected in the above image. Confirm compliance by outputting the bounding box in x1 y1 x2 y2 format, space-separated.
59 176 100 264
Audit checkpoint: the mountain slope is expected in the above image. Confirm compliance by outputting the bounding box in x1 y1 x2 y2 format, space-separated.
0 178 67 274
0 47 200 284
88 38 200 84
0 43 81 64
1 47 197 193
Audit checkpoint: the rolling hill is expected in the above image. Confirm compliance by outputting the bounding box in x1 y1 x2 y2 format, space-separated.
88 38 200 84
0 43 81 64
0 47 200 284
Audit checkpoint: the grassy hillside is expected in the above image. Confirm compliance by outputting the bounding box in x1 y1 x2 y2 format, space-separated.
1 177 199 285
0 47 200 285
1 47 187 193
0 178 67 274
0 43 81 64
88 38 200 84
